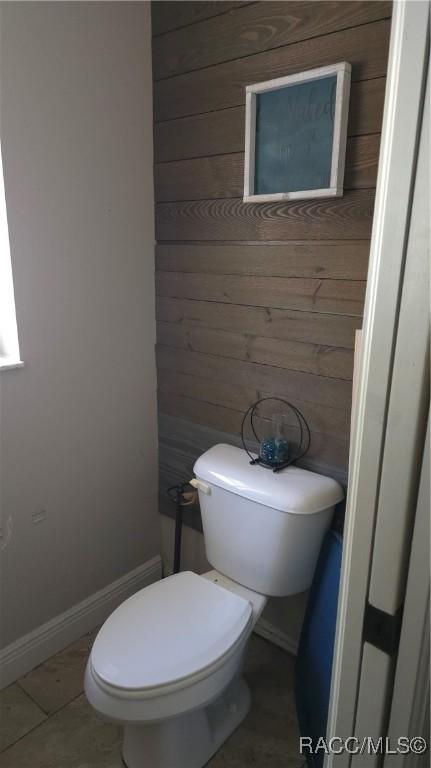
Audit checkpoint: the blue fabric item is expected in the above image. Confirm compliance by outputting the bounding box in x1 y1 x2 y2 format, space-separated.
295 529 343 768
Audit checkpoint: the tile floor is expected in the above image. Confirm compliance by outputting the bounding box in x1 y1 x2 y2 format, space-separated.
0 631 302 767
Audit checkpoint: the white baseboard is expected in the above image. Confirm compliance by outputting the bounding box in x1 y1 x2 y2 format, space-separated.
254 617 298 656
0 555 162 689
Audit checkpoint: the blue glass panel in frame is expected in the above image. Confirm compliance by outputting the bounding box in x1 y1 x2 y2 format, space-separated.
254 75 337 195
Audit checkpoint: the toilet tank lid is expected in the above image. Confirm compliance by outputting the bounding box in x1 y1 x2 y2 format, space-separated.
193 444 344 515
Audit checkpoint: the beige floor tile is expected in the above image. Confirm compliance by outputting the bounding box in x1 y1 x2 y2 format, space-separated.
1 632 301 767
0 694 122 768
0 684 46 752
18 630 97 715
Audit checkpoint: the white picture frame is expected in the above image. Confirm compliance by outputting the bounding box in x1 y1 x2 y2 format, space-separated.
243 62 351 203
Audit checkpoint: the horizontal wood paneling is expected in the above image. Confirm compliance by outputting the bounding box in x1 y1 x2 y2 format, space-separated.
155 20 391 121
153 1 390 502
156 190 375 241
157 346 353 410
156 272 366 314
159 412 349 481
153 2 391 79
156 153 244 203
159 411 239 461
155 242 369 280
158 370 350 438
152 2 252 37
156 297 362 348
155 135 379 202
345 134 381 190
157 321 354 379
158 390 350 471
154 78 386 162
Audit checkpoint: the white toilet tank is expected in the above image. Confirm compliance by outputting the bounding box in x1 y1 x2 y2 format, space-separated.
193 444 344 597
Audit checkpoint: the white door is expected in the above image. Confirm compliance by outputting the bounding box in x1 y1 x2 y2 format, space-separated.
325 2 430 766
384 419 430 768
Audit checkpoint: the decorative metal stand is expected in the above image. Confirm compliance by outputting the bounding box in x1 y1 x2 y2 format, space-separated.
241 396 311 473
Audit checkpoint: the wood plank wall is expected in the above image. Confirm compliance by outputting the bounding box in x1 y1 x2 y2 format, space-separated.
152 1 392 526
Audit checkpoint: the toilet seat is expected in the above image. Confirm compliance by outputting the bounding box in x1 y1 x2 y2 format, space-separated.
90 571 252 694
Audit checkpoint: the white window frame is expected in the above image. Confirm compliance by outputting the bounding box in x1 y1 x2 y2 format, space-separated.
0 142 23 371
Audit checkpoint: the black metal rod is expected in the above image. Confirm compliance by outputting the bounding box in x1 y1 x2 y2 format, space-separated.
173 486 183 574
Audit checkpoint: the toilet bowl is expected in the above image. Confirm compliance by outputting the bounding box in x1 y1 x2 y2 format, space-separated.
85 443 344 768
85 570 265 768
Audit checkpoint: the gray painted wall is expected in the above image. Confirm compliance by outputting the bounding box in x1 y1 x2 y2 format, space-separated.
0 2 159 647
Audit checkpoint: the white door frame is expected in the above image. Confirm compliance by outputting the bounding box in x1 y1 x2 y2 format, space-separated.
325 2 430 765
384 418 430 768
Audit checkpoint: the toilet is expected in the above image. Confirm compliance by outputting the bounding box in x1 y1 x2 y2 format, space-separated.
85 443 343 768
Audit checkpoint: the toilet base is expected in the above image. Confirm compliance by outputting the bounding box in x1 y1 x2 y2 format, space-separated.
122 676 251 768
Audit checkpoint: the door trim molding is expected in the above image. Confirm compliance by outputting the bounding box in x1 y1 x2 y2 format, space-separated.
325 2 430 764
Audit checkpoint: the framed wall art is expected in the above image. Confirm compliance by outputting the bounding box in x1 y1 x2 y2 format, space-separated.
243 62 351 203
